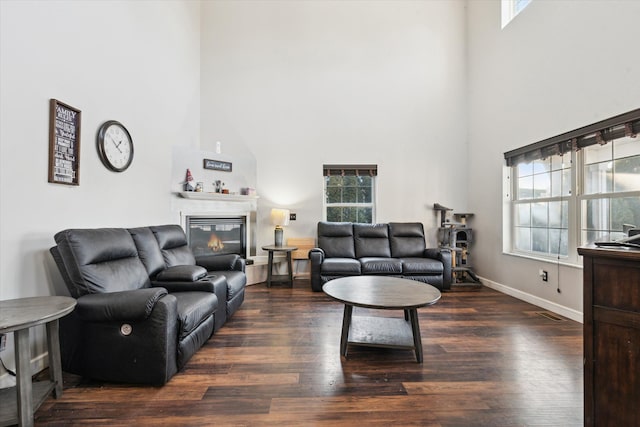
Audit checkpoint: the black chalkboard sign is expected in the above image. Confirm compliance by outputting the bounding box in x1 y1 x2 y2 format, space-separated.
48 99 81 185
203 158 232 172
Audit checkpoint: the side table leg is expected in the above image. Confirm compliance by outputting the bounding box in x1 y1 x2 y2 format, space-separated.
266 250 274 288
15 328 34 427
287 252 293 288
46 319 64 398
340 304 353 358
408 309 423 363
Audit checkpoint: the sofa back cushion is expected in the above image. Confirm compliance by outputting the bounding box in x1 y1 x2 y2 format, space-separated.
317 222 355 258
354 223 391 258
54 228 151 296
389 222 426 257
129 226 166 277
150 225 196 267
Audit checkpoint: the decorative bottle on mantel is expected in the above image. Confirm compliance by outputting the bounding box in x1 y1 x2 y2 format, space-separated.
184 169 195 192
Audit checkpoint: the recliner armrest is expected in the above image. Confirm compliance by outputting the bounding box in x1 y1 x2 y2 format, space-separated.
75 288 169 322
151 279 216 293
196 254 245 272
309 248 325 292
424 247 452 288
154 265 207 282
309 248 325 262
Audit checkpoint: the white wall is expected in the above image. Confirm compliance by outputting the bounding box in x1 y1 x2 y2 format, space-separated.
467 0 640 319
200 0 469 249
0 0 201 383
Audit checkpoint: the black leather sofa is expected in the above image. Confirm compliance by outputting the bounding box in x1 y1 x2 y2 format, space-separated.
50 224 246 385
309 222 452 292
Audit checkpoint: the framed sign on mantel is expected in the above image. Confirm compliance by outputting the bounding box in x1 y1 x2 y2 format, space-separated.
48 99 81 185
203 158 232 172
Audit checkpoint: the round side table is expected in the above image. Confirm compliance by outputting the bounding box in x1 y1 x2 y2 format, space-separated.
0 296 76 427
261 245 298 287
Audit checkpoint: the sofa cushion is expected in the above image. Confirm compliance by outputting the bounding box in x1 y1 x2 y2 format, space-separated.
218 271 247 301
321 258 361 275
54 228 151 295
389 222 427 257
150 225 196 266
354 224 391 258
203 274 228 331
400 257 444 275
172 291 217 340
177 315 215 370
359 257 402 274
221 271 246 319
317 222 355 258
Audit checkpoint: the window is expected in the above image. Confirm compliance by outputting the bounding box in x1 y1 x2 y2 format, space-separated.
323 164 376 224
502 0 532 28
581 137 640 243
513 154 570 257
504 109 640 264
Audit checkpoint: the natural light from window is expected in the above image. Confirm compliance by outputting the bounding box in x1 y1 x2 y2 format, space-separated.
502 0 532 28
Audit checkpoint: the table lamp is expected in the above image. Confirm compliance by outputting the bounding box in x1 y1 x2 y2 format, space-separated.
270 208 290 246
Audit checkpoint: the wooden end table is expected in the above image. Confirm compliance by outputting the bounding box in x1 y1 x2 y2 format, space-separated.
0 296 76 427
323 276 441 363
262 245 298 288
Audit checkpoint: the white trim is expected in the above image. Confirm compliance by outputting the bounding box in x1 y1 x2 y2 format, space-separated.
502 250 583 270
178 191 258 202
480 275 583 324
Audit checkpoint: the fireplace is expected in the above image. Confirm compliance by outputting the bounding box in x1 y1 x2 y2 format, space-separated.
185 215 249 258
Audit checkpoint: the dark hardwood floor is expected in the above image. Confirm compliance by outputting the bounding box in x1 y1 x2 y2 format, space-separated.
35 281 583 426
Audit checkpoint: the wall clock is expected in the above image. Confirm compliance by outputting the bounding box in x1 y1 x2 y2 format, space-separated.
96 120 134 172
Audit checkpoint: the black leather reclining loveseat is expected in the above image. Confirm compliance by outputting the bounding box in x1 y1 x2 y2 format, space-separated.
50 224 246 385
309 222 451 292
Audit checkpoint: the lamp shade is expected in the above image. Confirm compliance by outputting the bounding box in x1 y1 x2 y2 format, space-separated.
270 208 290 227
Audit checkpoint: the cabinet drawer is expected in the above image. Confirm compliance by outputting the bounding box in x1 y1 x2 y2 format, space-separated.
593 259 640 312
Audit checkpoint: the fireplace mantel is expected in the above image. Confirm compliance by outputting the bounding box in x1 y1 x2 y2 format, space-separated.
177 191 258 202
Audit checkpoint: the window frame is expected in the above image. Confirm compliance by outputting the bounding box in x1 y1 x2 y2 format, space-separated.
510 153 574 261
322 164 377 224
578 139 640 244
505 135 640 266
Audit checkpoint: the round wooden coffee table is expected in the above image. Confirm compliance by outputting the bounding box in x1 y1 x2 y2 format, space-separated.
323 276 441 363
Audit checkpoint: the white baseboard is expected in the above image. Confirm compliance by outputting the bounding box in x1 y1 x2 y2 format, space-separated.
479 276 583 324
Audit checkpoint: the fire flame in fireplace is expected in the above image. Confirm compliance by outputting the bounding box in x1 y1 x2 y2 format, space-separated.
207 233 225 252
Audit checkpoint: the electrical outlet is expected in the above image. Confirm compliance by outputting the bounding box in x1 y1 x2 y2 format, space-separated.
538 269 548 282
289 213 296 221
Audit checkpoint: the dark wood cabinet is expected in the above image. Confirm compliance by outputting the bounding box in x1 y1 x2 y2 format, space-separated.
579 246 640 427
